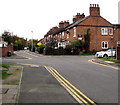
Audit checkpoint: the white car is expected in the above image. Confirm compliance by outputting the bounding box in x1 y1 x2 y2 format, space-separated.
95 49 116 58
24 47 28 50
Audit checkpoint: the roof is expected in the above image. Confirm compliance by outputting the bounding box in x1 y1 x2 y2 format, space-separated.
66 16 90 29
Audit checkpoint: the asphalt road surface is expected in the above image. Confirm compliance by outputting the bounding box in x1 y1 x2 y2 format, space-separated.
2 50 119 104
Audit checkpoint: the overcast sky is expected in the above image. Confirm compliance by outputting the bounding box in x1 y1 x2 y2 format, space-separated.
0 0 119 40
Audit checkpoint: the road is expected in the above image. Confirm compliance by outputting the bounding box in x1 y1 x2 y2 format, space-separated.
2 50 118 104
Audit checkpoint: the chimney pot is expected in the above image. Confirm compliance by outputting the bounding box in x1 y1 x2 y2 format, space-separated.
90 4 100 16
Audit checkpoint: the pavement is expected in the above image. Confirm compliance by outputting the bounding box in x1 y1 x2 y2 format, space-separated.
1 85 18 104
18 65 78 103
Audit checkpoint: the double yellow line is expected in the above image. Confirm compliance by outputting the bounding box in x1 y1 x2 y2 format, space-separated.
45 66 97 105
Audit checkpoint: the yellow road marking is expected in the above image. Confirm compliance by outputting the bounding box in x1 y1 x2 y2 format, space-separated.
45 66 96 105
45 66 88 104
50 66 96 104
88 59 118 70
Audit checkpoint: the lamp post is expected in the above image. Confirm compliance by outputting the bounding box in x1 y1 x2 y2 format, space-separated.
31 31 33 52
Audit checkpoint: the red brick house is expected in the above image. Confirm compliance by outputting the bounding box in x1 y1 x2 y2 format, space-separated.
41 4 120 52
0 36 14 57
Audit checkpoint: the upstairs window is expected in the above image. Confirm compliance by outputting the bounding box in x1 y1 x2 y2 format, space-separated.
109 28 113 35
62 32 64 39
101 28 108 35
73 27 76 37
66 30 70 39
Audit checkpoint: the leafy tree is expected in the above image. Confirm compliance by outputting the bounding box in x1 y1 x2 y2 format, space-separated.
2 31 12 44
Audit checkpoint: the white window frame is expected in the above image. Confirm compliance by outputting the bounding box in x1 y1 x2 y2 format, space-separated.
67 33 69 39
62 32 64 39
101 41 108 49
73 27 76 37
109 28 113 35
101 28 108 35
67 30 70 39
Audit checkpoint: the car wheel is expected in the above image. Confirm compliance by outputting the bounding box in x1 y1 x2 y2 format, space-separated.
103 54 108 57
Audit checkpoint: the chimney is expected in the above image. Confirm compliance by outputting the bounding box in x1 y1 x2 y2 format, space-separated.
76 13 85 21
64 20 70 27
90 4 100 16
73 13 85 22
59 21 64 28
73 16 76 23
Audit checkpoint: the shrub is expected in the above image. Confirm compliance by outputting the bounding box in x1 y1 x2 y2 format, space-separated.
37 45 45 54
44 46 54 55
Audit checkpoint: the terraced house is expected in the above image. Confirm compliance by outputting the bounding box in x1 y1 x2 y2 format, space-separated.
41 4 120 52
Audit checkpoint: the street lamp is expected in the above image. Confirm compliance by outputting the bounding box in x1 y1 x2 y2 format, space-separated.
31 31 33 51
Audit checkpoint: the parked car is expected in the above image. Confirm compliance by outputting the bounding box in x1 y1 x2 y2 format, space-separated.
24 47 28 50
95 49 116 58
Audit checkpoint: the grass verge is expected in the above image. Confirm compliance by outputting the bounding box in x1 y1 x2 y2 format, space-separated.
99 57 120 63
0 64 22 85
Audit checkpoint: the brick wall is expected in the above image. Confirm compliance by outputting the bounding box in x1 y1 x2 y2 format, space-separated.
0 44 14 57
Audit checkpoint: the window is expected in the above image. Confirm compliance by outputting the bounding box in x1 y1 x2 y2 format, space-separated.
66 30 70 39
109 28 113 35
101 28 108 35
101 41 108 49
62 32 64 39
73 27 76 37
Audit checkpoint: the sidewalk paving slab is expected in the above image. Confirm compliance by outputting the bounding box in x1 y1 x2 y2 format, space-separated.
18 65 78 103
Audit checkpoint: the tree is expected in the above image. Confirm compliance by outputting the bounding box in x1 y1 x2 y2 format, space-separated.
12 35 26 50
2 31 12 44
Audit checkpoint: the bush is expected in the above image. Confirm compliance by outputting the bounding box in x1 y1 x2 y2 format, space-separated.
44 46 54 55
37 45 45 54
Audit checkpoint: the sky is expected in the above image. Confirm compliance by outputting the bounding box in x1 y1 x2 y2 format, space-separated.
0 0 119 40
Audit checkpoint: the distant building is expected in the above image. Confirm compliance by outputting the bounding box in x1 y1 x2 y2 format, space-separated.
41 4 120 52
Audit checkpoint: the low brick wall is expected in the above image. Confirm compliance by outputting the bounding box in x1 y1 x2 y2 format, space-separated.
0 45 13 57
117 46 120 60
